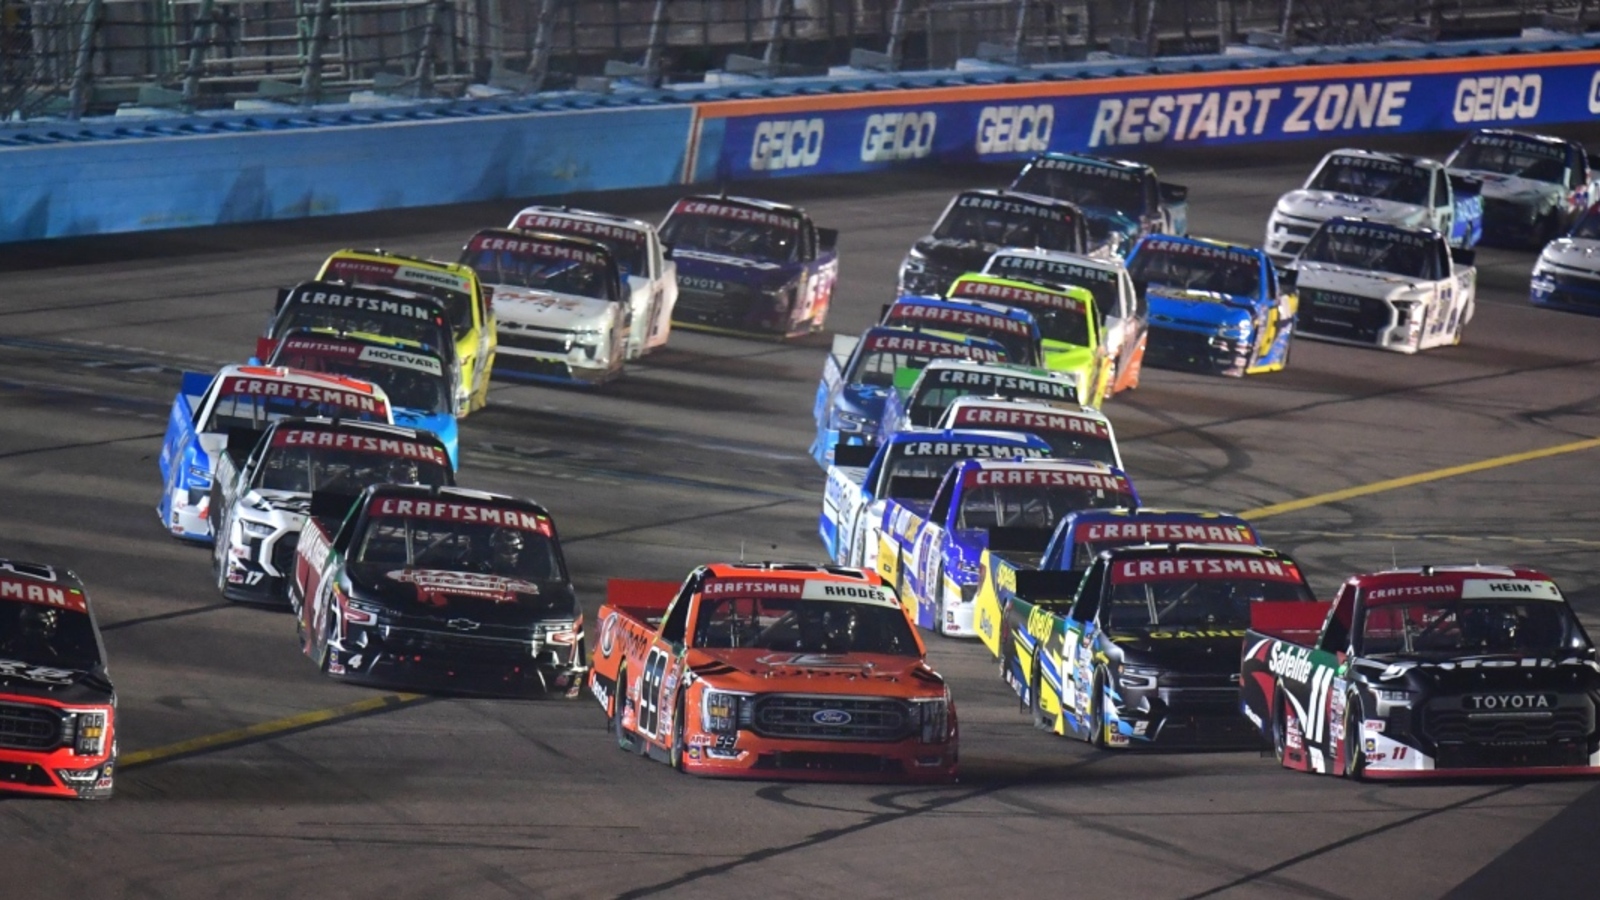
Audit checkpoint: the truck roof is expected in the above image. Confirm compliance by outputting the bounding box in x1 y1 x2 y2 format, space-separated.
942 395 1106 428
697 562 896 607
914 357 1066 385
1322 148 1442 171
1026 152 1150 175
0 560 89 612
510 204 655 234
889 293 1040 327
366 483 553 520
1344 565 1562 605
673 194 808 218
1134 233 1265 260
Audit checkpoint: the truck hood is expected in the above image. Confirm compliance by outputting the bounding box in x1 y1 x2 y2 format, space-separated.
347 562 578 624
0 658 115 704
490 285 616 331
1448 169 1560 205
1277 190 1427 226
1537 237 1600 271
913 236 1002 277
245 488 312 518
1146 286 1258 326
687 648 944 693
1361 653 1600 694
836 382 891 423
1112 630 1246 676
1294 263 1435 299
672 249 799 291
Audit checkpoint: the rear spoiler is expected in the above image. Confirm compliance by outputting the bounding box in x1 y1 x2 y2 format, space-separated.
255 336 279 365
987 526 1054 555
1010 569 1083 605
606 578 679 616
1250 600 1331 635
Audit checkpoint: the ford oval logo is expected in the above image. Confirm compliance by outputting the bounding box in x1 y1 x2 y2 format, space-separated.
813 709 852 726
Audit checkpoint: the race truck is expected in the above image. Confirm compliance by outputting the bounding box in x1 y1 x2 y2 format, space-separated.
317 250 496 414
820 428 1052 570
1446 129 1598 248
208 419 454 605
982 248 1148 396
1264 149 1483 267
158 365 392 543
1005 543 1320 748
1289 218 1476 353
1242 565 1600 779
881 295 1043 367
0 561 116 800
458 228 629 385
1010 152 1189 254
588 563 957 782
1125 235 1296 376
877 457 1137 637
291 484 584 696
899 189 1094 296
658 195 838 337
936 396 1120 466
974 507 1259 661
810 326 1008 468
265 330 458 467
509 204 677 356
1531 200 1600 315
258 281 455 372
876 359 1085 448
943 274 1112 404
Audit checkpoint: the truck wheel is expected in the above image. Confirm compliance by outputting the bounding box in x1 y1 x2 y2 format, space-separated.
315 606 336 673
1088 669 1112 748
935 566 950 637
670 694 687 771
1029 659 1049 730
1271 688 1289 765
1338 696 1366 780
212 529 229 595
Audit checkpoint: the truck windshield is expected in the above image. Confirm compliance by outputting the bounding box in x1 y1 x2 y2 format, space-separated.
459 237 617 301
847 344 1004 388
322 258 475 335
1012 165 1143 213
908 376 1072 427
251 445 450 494
1308 156 1430 204
933 199 1080 252
0 603 101 671
957 484 1128 530
510 214 649 276
1105 577 1314 632
693 596 920 656
1355 599 1588 657
1451 136 1566 184
276 304 452 357
271 347 451 415
355 514 564 582
1128 245 1261 298
659 209 801 264
882 306 1037 366
204 383 388 433
1299 227 1439 279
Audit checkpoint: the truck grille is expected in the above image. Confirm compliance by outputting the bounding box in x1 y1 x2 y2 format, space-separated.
751 695 913 742
1424 703 1593 745
497 332 572 355
1158 686 1240 709
753 751 903 774
1544 272 1600 310
380 626 533 666
1145 328 1235 372
674 287 758 326
1299 288 1390 344
0 702 64 752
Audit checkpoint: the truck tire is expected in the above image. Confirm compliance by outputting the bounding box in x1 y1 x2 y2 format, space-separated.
670 694 687 771
609 666 634 752
1338 695 1366 781
1088 669 1111 749
1271 687 1289 766
935 565 950 637
1029 659 1049 730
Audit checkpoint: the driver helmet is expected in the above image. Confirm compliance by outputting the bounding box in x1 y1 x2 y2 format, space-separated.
386 457 421 484
489 527 524 571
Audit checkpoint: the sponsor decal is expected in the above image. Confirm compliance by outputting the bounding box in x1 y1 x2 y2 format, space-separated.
964 467 1130 492
467 233 606 266
894 441 1049 460
0 575 87 612
812 709 853 726
1364 582 1461 602
1112 556 1301 584
1146 628 1247 639
976 105 1053 155
985 257 1116 286
372 498 552 535
1078 521 1253 544
1030 156 1142 180
324 257 470 295
510 213 646 245
949 278 1086 313
922 369 1072 400
1089 81 1409 148
1321 220 1432 248
751 118 825 171
861 111 937 162
885 302 1033 336
1463 131 1565 160
1453 74 1541 123
287 288 437 322
861 333 1004 362
217 376 385 415
1268 642 1315 684
950 405 1108 437
954 192 1075 222
0 658 78 685
701 579 804 597
802 581 898 606
1461 578 1563 601
272 428 447 467
680 275 726 292
1140 238 1259 267
278 337 442 376
386 569 541 606
357 346 443 375
755 653 869 668
673 200 800 230
599 611 620 657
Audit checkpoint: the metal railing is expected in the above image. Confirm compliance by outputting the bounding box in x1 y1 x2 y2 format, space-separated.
1 0 1592 120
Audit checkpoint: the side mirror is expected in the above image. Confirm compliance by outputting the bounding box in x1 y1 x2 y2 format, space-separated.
817 227 839 251
661 244 674 260
1588 153 1600 172
1159 182 1188 203
1277 267 1298 289
1450 247 1476 267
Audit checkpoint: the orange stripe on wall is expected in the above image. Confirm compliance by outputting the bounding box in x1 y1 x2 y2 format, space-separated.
697 49 1600 119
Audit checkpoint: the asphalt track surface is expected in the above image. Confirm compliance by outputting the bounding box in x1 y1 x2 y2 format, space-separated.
4 127 1600 899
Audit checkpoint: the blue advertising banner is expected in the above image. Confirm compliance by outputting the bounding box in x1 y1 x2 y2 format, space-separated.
693 50 1600 182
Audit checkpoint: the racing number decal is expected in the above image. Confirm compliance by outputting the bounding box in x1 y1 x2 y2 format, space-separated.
637 647 670 737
